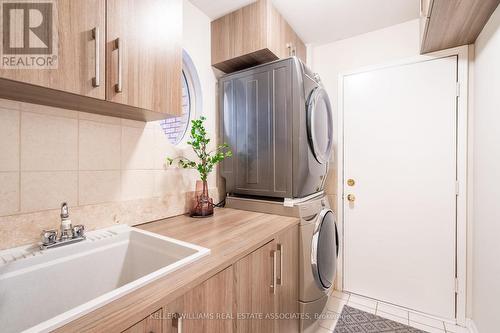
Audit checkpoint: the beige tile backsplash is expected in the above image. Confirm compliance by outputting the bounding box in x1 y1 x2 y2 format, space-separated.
20 171 78 212
121 170 156 201
0 108 19 171
0 99 219 250
79 170 121 205
79 120 121 170
21 112 79 171
0 172 19 215
121 126 156 170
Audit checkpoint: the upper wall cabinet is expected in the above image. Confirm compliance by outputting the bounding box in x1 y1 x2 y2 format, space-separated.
0 0 106 99
420 0 500 53
106 0 182 116
211 0 306 73
0 0 182 121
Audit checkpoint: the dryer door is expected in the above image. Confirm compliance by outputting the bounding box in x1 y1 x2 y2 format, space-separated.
306 87 333 164
311 209 338 290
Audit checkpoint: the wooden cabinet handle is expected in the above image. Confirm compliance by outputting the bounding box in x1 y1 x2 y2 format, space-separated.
91 27 100 87
114 38 123 93
277 243 283 285
172 313 183 333
270 250 277 294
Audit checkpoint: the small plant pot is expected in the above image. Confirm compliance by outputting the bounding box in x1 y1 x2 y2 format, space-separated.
190 180 214 217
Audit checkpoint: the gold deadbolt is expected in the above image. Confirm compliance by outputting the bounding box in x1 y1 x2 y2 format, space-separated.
347 194 356 202
347 179 355 186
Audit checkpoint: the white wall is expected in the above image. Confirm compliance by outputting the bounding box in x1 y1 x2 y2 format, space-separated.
471 5 500 332
309 19 420 206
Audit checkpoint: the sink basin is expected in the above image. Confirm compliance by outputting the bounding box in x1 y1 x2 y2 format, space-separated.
0 225 210 333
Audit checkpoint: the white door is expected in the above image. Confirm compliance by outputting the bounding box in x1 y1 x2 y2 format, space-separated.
343 56 458 319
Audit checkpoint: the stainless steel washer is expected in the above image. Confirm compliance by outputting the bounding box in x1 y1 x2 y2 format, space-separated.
225 194 339 333
297 196 338 333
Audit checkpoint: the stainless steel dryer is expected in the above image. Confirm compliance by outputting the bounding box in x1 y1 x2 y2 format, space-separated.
219 57 333 199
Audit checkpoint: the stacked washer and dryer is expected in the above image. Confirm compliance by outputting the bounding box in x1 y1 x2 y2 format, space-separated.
219 57 337 333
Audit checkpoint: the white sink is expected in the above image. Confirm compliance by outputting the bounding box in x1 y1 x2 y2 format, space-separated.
0 225 210 333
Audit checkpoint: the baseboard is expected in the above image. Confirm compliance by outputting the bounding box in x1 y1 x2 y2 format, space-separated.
466 318 479 333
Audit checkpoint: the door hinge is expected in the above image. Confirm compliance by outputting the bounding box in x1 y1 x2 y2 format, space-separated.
456 82 460 97
455 278 459 293
455 181 460 196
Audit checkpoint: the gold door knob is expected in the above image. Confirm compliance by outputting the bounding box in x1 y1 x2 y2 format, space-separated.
347 194 356 202
347 179 355 186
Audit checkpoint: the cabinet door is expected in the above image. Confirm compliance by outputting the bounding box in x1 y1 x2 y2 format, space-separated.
283 23 306 63
0 0 105 99
164 267 234 333
121 309 162 333
234 241 277 333
211 0 267 66
275 226 299 333
106 0 182 115
293 35 307 64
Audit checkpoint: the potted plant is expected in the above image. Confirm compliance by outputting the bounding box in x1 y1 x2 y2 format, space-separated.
166 116 232 217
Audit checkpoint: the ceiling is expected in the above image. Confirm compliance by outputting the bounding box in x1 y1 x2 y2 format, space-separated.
189 0 420 45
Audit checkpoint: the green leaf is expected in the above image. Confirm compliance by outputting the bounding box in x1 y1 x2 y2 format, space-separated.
165 116 232 180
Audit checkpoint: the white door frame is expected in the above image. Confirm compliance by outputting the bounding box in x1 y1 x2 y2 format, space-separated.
336 45 469 326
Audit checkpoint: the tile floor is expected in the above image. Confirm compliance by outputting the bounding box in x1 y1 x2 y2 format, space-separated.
316 290 469 333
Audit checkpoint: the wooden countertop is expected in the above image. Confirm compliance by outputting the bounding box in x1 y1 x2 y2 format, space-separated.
55 208 299 332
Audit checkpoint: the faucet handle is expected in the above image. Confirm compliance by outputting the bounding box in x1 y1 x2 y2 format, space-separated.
41 229 58 245
72 225 85 238
60 202 69 219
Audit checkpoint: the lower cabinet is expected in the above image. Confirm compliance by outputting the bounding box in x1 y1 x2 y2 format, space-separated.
234 240 277 333
122 226 298 333
275 225 299 333
164 267 234 333
121 308 162 333
233 225 299 333
166 225 299 333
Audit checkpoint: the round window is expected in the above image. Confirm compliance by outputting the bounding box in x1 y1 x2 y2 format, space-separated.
159 50 201 145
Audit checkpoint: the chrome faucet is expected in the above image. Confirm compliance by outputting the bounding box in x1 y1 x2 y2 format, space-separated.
40 202 86 249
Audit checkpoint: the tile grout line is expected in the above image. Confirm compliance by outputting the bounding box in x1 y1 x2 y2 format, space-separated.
119 121 123 203
77 114 80 206
18 108 22 214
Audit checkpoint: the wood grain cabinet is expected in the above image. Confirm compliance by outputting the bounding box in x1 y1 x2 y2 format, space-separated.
121 309 163 333
274 226 299 333
0 0 182 120
211 0 306 73
233 226 299 333
234 240 277 333
160 226 299 333
106 0 182 115
163 267 234 333
0 0 106 99
420 0 500 54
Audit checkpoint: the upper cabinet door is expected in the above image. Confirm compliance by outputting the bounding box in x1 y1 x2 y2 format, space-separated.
0 0 106 99
106 0 182 115
211 0 306 73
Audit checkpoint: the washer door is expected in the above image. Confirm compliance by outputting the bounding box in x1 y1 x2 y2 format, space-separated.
306 87 333 164
311 209 338 290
